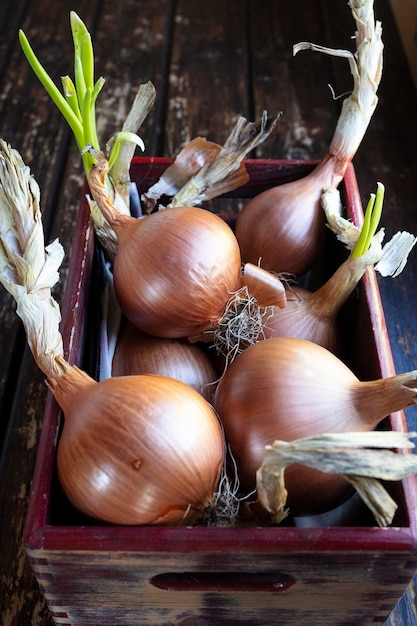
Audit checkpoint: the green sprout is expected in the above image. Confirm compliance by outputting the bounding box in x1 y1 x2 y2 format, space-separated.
352 182 385 258
19 11 143 178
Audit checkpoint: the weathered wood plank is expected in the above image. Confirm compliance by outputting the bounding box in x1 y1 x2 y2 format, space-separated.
163 0 249 155
249 0 338 159
90 0 172 156
24 548 417 625
0 355 53 625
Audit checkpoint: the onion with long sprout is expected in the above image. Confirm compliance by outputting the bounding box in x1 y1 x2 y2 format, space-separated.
213 183 417 359
259 183 396 354
235 0 383 276
88 152 285 340
0 140 225 526
20 14 281 264
213 336 417 515
20 11 286 345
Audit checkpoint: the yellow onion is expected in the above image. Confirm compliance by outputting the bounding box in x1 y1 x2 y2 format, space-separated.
112 320 218 401
49 366 225 525
260 250 378 354
235 1 383 276
88 155 241 337
88 154 285 340
114 205 241 337
235 155 338 276
213 336 417 515
240 185 391 357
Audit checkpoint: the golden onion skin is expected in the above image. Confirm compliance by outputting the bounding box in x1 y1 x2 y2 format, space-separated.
261 285 342 355
112 206 242 338
112 322 218 402
214 336 417 515
54 370 225 525
235 155 339 277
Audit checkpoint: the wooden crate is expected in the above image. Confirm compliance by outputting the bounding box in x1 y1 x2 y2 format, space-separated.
23 159 417 626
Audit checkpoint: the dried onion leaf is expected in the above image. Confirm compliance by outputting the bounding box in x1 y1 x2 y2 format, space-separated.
0 139 66 378
167 111 281 208
256 431 417 527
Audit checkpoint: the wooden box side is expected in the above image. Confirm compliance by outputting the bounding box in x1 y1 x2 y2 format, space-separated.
24 546 417 625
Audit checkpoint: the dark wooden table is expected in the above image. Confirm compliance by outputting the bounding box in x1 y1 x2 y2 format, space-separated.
1 1 417 624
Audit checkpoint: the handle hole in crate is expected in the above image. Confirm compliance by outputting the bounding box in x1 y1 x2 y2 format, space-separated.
150 571 296 592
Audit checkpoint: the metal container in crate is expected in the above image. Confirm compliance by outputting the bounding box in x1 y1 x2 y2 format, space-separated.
23 158 417 626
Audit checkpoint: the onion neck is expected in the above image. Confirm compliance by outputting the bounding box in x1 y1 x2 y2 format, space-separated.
309 254 370 319
329 97 377 170
46 365 96 416
88 152 133 230
306 152 345 191
355 371 417 429
319 2 383 171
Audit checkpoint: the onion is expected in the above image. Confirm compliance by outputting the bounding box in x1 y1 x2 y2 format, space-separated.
213 336 417 514
0 140 224 526
89 154 241 338
216 183 388 358
235 155 335 276
262 283 342 355
112 320 218 402
260 240 383 354
235 0 383 276
255 181 413 356
257 181 413 356
49 367 224 525
88 153 285 340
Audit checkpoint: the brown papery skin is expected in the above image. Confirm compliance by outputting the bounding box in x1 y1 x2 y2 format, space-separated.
261 254 373 354
235 154 345 277
48 367 225 525
261 285 342 355
112 321 218 402
214 337 417 515
111 206 242 338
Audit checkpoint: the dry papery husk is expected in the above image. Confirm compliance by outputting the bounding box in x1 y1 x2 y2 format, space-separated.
88 80 157 261
255 431 417 528
0 139 66 377
107 81 156 205
294 0 383 169
322 186 417 277
142 110 281 213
